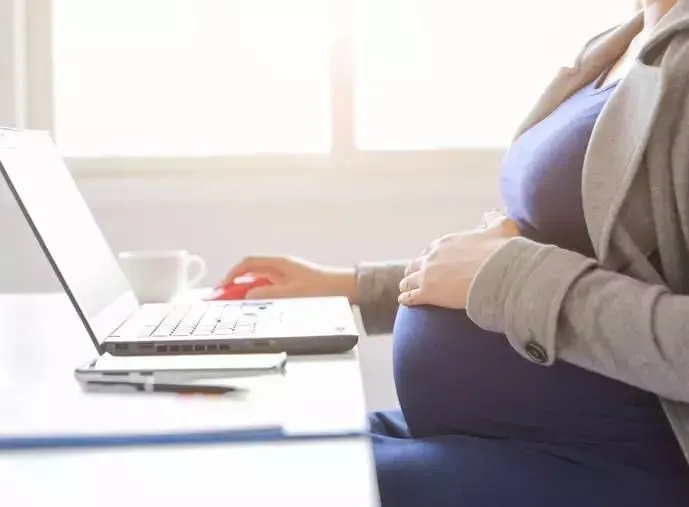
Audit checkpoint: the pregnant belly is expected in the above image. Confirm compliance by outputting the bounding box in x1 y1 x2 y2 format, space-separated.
392 305 514 437
392 305 665 441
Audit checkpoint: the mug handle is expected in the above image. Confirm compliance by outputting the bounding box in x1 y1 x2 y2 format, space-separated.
186 254 208 288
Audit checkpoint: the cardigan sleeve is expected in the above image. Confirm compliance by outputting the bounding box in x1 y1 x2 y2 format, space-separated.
355 261 408 335
466 237 689 403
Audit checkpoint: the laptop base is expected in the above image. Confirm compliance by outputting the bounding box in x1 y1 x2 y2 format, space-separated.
104 334 358 356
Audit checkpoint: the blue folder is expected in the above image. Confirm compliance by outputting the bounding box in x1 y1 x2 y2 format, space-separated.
0 427 367 451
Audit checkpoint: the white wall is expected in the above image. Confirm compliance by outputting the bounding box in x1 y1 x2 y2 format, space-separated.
0 168 501 410
0 166 503 291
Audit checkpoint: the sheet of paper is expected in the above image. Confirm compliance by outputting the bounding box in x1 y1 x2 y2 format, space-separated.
0 379 285 438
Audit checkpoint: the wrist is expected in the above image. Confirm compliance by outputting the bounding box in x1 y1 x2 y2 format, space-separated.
328 268 358 304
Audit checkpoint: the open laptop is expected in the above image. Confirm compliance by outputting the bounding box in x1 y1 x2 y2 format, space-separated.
0 128 359 356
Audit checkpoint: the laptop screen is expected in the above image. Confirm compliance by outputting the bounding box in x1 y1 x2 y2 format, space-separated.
0 128 138 353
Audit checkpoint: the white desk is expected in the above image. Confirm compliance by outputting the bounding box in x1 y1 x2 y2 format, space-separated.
0 293 380 506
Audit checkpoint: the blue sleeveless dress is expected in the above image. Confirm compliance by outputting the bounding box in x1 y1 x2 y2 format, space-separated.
369 79 689 506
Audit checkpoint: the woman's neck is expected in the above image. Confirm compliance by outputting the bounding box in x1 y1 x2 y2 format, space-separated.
642 0 678 29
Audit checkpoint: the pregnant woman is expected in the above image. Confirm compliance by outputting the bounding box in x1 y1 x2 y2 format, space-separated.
221 1 689 505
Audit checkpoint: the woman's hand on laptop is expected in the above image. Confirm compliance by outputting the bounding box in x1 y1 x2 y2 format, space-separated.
219 255 358 303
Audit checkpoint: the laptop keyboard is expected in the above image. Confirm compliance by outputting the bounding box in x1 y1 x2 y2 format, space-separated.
142 303 272 338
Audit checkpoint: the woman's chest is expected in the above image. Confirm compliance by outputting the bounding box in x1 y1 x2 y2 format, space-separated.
500 82 616 256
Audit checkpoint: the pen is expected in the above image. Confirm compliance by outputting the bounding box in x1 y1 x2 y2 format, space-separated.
85 380 248 395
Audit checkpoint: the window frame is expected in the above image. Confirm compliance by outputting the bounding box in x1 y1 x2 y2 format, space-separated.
20 0 506 179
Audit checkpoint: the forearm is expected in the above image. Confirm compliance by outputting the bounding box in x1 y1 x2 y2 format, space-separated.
355 260 408 335
467 236 689 403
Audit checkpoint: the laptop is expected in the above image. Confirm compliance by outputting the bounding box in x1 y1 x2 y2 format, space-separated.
0 128 359 356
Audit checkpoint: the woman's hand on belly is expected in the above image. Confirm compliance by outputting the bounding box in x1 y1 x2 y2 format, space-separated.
398 211 520 309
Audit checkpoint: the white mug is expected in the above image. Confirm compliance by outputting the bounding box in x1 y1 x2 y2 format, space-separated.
118 250 207 303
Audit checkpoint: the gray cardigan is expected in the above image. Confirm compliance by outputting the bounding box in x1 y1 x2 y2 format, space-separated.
355 3 689 465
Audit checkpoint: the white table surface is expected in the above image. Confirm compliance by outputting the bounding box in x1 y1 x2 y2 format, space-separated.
0 292 380 506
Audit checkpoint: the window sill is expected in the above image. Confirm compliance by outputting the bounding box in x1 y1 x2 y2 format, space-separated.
62 148 505 202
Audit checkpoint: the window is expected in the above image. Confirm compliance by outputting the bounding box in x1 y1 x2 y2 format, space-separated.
52 0 332 156
25 0 635 165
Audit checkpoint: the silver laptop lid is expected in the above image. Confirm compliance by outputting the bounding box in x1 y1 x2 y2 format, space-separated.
0 128 138 353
